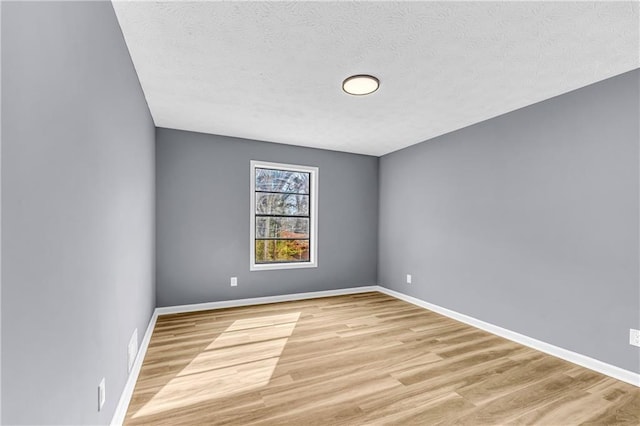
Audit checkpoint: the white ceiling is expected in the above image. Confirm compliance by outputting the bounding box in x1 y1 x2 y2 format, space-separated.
112 1 639 156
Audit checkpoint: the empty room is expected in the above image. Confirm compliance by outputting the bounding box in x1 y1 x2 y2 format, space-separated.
1 0 639 425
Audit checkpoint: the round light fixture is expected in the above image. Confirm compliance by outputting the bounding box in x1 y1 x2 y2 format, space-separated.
342 74 379 96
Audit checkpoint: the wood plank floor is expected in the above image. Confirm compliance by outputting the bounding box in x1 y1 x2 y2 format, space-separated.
124 292 639 425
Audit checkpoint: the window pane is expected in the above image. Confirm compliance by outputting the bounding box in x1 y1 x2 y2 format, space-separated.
255 168 309 194
255 240 310 263
256 193 309 216
256 217 309 239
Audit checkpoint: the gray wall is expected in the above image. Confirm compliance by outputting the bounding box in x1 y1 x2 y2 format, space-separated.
2 2 155 424
379 69 640 373
0 2 4 420
156 128 378 307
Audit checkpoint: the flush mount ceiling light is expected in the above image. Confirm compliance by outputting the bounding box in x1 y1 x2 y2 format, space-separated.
342 74 379 96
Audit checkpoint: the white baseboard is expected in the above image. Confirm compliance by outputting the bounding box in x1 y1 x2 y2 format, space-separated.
155 286 379 315
109 285 379 424
111 310 158 426
377 286 640 388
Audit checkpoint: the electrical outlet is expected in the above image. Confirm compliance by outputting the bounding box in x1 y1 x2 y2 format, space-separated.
128 328 138 373
98 378 106 411
230 276 238 287
630 329 640 347
406 274 412 284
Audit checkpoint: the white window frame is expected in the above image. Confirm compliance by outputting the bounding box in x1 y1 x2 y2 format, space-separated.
250 160 318 271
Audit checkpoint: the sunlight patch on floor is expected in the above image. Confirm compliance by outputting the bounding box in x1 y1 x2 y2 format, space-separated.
133 311 301 418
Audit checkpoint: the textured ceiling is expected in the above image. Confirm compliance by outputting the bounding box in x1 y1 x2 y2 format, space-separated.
112 1 639 156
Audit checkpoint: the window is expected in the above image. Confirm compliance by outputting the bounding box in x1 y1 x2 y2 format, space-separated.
250 161 318 271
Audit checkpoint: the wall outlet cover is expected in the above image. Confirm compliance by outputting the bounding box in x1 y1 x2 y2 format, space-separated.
230 276 238 287
630 328 640 347
98 377 106 411
406 274 412 284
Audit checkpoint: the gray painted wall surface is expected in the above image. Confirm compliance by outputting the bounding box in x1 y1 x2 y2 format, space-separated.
156 128 378 307
2 2 155 424
0 2 4 420
379 69 640 373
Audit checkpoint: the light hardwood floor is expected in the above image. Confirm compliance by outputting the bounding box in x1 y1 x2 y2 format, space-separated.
125 292 639 425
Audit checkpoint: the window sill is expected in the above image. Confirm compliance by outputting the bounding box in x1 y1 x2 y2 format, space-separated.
250 262 317 271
